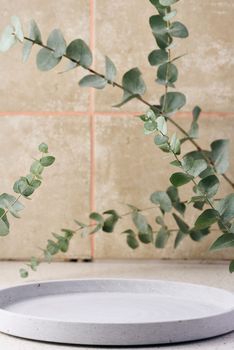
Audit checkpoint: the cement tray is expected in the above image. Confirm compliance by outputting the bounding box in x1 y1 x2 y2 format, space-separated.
0 279 233 345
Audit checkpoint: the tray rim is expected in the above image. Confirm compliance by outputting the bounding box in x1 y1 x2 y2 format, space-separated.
0 278 233 326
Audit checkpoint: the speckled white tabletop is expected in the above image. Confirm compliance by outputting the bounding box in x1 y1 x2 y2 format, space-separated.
0 260 233 349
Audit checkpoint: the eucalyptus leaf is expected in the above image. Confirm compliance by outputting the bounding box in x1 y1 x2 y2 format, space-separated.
22 19 42 62
197 175 219 198
0 208 9 236
38 142 48 153
163 9 177 21
215 194 234 223
47 29 66 58
40 156 55 167
157 116 167 134
102 210 120 233
150 191 172 212
170 172 193 187
173 213 189 233
148 49 168 66
209 233 234 251
79 75 107 89
211 139 229 174
181 157 207 177
66 39 93 68
155 227 170 248
174 230 187 248
20 268 29 278
132 211 149 233
11 16 24 42
105 56 117 82
169 21 189 38
114 67 146 107
160 92 186 114
195 209 219 229
0 193 24 218
37 47 61 71
160 0 179 5
0 25 16 52
190 227 210 241
170 133 181 154
229 261 234 273
156 62 178 87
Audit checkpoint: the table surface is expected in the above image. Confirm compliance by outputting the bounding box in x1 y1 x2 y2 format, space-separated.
0 260 233 350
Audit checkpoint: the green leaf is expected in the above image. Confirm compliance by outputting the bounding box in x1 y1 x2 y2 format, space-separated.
170 133 181 154
123 230 139 249
149 0 169 16
46 240 59 255
155 227 170 248
27 256 39 271
157 116 167 134
172 213 189 233
229 261 234 273
160 0 179 5
11 16 24 42
174 230 187 248
163 9 177 21
58 238 69 253
170 172 193 187
114 67 146 107
40 156 55 167
22 19 42 63
160 92 186 114
188 106 201 138
132 211 149 233
13 177 35 197
144 120 157 134
170 160 181 167
138 230 153 244
0 193 24 218
150 191 172 212
156 62 178 87
181 157 207 177
211 139 229 174
79 75 107 89
19 268 28 278
148 49 168 66
102 210 120 233
47 29 66 58
154 134 169 145
38 142 48 153
195 209 219 229
169 21 189 38
74 219 87 228
0 25 16 52
209 233 234 251
0 208 9 236
215 194 234 223
30 160 44 176
150 15 172 49
105 56 117 82
66 39 93 68
89 212 103 224
190 227 210 241
197 175 219 198
37 47 61 71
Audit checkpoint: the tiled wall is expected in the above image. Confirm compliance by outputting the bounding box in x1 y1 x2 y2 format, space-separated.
0 0 233 261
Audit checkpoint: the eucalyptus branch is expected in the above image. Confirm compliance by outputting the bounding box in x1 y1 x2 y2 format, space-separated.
22 36 234 189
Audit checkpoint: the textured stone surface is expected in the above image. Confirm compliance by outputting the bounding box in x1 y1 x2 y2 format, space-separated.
0 116 91 259
0 0 90 111
0 261 233 349
94 114 234 259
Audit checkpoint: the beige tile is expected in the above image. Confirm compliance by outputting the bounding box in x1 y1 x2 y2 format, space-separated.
94 0 234 113
0 0 90 111
94 114 234 260
0 115 91 260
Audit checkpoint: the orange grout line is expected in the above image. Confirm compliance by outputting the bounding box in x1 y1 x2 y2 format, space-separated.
89 0 96 258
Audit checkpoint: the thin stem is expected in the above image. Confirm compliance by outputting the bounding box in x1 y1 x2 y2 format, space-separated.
24 36 234 188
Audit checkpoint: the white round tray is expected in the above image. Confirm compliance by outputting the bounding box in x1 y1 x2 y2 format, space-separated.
0 279 233 346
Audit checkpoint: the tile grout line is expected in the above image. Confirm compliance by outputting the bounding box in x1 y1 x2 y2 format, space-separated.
0 111 233 117
89 0 96 259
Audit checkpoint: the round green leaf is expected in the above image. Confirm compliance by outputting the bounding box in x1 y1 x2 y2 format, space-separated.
37 47 61 71
38 142 48 153
156 62 178 87
170 172 193 187
47 29 66 58
0 25 16 52
40 156 55 167
79 75 107 89
66 39 93 68
148 49 168 66
197 175 219 198
160 92 186 114
195 209 219 230
150 191 172 212
155 227 170 248
209 233 234 251
11 16 24 42
169 21 189 38
105 56 117 82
